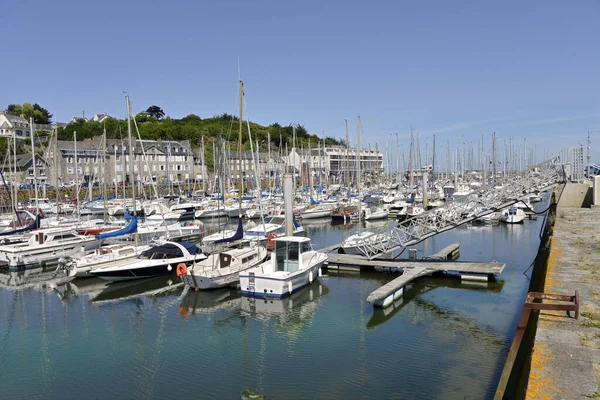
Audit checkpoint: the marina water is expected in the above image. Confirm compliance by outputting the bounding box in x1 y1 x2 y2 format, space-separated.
0 208 546 399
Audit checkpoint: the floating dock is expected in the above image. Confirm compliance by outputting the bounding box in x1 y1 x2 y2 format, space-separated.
323 242 505 307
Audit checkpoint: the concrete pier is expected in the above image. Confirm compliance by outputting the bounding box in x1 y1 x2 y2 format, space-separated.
525 206 600 399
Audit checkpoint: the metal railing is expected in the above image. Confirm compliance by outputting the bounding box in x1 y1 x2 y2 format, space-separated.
351 160 567 259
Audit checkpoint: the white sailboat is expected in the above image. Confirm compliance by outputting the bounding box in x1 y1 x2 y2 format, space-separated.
341 116 381 255
182 245 268 290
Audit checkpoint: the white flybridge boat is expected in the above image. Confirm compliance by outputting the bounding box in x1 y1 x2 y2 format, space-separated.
0 228 100 270
239 174 327 299
500 206 525 224
181 245 268 290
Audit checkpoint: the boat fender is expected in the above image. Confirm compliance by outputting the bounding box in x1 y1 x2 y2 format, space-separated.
309 271 313 283
176 263 188 276
318 268 322 277
288 281 293 294
167 265 172 272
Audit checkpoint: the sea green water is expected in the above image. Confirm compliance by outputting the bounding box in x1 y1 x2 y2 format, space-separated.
0 207 547 399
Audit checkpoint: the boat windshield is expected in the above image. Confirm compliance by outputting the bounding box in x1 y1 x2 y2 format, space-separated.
508 207 518 215
266 216 284 226
275 240 301 273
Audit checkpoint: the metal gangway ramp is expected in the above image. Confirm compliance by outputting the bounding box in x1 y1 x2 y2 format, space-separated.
351 160 566 260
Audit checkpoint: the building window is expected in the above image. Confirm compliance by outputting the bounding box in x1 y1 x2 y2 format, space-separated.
67 167 73 174
160 165 165 171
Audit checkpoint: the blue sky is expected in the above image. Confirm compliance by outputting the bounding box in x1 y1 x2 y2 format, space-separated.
2 0 600 163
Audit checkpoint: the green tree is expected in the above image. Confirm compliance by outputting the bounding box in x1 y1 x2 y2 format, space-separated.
146 105 165 120
5 102 52 124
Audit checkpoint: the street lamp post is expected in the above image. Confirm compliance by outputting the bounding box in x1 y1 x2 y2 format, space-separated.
587 131 600 178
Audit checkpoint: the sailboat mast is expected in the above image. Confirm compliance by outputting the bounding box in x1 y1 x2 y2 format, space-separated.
125 95 138 246
345 119 349 187
432 134 436 194
74 130 80 223
357 116 362 231
267 131 271 193
53 127 59 220
238 80 243 213
492 131 496 183
29 118 39 212
102 125 107 223
408 129 414 190
13 131 17 213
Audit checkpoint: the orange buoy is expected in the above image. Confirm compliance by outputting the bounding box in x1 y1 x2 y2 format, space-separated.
176 263 188 277
267 233 278 250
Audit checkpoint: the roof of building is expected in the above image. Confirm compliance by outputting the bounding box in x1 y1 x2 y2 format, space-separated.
1 154 48 171
53 135 192 156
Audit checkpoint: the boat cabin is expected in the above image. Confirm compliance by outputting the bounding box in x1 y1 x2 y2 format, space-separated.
507 207 519 216
218 248 259 269
138 242 199 260
28 229 82 245
273 237 313 273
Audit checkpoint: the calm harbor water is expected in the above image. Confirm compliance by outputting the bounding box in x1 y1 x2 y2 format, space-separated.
0 206 547 399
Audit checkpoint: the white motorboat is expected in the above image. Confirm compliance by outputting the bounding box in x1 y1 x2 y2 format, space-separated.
90 241 206 281
194 206 227 219
363 207 388 221
473 208 500 225
299 207 332 220
500 207 525 224
71 243 150 278
243 216 304 242
133 215 202 242
529 193 542 203
341 231 389 256
0 227 100 270
239 236 327 298
182 245 268 290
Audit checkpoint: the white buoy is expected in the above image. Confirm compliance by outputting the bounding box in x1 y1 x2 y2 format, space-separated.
461 274 488 282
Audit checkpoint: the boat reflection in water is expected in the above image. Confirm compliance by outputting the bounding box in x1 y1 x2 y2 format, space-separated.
89 276 183 303
178 287 241 318
0 263 76 290
241 280 329 328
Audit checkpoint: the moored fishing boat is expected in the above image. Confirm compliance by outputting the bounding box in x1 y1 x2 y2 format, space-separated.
239 236 327 298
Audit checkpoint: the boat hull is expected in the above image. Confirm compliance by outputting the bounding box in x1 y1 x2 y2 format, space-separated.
91 260 195 281
240 260 325 299
299 210 332 219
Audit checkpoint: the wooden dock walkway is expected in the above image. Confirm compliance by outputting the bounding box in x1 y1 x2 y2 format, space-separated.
424 243 460 260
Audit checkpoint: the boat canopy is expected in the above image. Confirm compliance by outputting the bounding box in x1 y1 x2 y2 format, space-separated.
96 217 137 239
140 242 199 259
310 197 320 205
214 217 243 244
